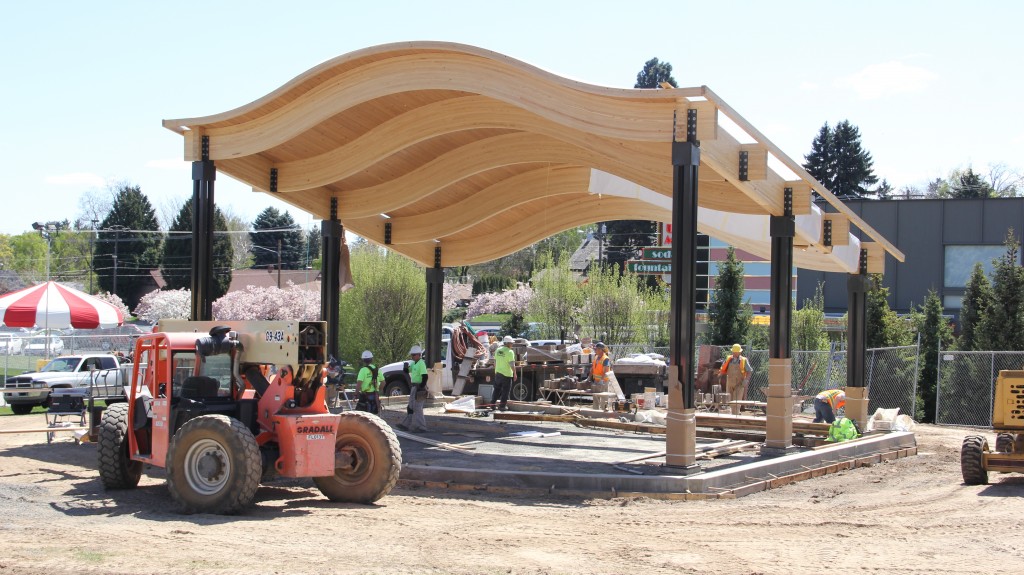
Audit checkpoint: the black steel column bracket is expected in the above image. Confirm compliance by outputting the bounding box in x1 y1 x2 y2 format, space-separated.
190 137 216 321
670 139 700 412
783 187 793 216
739 151 749 181
434 245 442 268
687 108 698 144
384 222 392 245
823 220 833 247
321 197 342 359
269 168 278 193
859 248 868 275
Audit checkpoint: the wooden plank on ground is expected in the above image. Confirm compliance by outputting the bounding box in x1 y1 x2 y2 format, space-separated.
493 412 577 423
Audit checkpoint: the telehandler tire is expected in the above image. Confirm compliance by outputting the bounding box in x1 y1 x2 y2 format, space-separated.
167 415 261 514
314 411 402 504
995 432 1015 454
98 402 143 489
961 434 989 485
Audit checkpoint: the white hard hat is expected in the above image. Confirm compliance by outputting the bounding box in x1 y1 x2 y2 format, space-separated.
502 335 514 344
361 350 373 360
409 345 423 355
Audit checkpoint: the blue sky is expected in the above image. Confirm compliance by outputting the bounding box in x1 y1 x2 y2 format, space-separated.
2 0 1021 236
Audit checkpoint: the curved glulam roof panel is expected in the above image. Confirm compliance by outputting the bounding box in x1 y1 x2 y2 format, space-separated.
164 42 903 272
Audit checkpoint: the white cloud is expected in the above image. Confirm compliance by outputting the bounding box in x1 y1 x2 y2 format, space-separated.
145 158 190 170
44 172 105 187
834 61 937 100
798 81 819 91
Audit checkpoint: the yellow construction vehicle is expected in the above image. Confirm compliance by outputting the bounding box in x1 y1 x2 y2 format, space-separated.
961 370 1024 484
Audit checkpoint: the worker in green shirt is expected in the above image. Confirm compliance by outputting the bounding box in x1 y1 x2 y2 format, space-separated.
399 344 430 432
356 350 383 414
491 335 517 412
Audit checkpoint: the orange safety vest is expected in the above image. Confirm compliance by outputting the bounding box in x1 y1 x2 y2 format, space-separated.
719 355 749 376
592 351 611 381
816 389 846 409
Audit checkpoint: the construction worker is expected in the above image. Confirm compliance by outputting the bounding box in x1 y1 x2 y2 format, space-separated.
491 335 517 411
356 350 383 414
399 345 429 432
590 342 612 390
719 344 751 405
813 388 847 424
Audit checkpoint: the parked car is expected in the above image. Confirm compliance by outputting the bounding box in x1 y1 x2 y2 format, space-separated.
0 334 24 354
23 335 65 356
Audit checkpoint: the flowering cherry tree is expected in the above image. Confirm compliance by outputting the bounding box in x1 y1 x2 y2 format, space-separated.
443 282 471 311
134 288 191 322
213 282 320 321
466 284 533 319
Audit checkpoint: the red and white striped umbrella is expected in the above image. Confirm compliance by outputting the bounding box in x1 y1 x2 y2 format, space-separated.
0 281 124 329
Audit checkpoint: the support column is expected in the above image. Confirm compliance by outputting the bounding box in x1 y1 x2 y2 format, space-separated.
425 246 444 369
765 189 795 450
846 252 870 427
190 135 215 321
665 111 700 472
321 198 342 359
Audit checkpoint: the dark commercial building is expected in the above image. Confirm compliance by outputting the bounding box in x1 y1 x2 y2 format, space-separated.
797 197 1024 319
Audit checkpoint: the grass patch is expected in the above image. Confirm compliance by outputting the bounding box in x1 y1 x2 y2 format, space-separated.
74 550 105 563
467 313 510 323
0 405 48 416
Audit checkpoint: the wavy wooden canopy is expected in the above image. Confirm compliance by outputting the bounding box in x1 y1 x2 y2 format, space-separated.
164 42 903 273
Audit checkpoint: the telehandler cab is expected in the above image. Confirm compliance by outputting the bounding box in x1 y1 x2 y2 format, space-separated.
97 320 401 514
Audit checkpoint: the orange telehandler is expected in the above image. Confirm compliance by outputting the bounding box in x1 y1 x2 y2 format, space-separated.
97 320 401 514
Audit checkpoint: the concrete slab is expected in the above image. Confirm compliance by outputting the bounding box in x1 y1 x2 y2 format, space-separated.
372 405 917 499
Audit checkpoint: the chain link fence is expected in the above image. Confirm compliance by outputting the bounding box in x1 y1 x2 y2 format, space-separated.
935 350 1024 427
606 342 920 418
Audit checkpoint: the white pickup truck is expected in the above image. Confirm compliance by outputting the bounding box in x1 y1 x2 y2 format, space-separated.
2 354 130 415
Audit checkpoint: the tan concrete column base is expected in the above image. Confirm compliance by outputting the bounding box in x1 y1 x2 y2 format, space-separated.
666 408 700 472
427 363 444 397
845 386 870 428
764 358 793 449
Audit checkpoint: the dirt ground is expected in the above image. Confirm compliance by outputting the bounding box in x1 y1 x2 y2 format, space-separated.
0 413 1022 575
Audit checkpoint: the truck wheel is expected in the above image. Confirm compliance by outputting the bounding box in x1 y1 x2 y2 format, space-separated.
98 402 143 489
383 375 410 397
314 411 402 504
995 432 1015 454
961 435 989 485
10 404 34 415
167 415 261 514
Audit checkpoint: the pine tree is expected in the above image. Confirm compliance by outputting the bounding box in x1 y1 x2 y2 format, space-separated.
865 274 913 347
803 120 878 200
249 207 305 270
959 262 991 350
634 58 678 89
977 230 1024 350
160 198 234 300
707 247 751 346
93 184 162 310
916 290 953 423
948 167 994 199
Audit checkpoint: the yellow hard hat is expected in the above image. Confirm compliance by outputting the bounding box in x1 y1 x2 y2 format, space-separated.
731 343 743 353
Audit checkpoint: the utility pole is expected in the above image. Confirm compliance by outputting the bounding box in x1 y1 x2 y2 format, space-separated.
89 219 98 293
277 238 282 289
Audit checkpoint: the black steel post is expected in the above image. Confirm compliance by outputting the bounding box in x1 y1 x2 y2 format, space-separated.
769 189 795 359
669 136 699 410
190 136 215 321
847 252 869 388
321 198 342 359
425 246 444 367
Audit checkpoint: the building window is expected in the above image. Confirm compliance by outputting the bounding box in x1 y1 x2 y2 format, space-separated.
944 245 1013 289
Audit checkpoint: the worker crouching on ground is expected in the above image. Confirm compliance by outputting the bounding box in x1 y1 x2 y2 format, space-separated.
813 389 846 424
399 345 429 432
491 335 517 411
356 350 383 414
590 342 611 391
719 344 751 405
